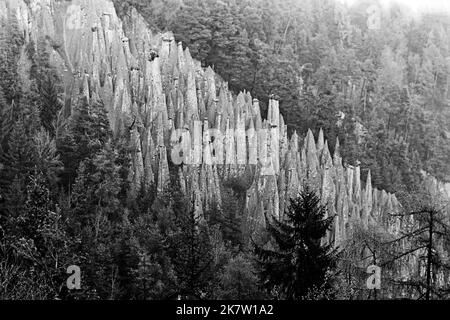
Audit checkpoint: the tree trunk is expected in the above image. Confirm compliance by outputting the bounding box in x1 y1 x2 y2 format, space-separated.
425 211 433 300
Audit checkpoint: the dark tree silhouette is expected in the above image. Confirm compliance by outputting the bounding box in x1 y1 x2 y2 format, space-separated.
254 187 337 300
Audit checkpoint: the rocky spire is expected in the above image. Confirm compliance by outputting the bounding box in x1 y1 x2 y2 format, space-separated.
157 145 169 194
361 170 373 228
317 128 325 155
130 128 144 198
305 129 320 191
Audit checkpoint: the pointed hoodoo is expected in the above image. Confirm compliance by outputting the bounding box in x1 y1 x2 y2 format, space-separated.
157 145 170 194
144 128 155 189
236 113 247 165
192 118 202 165
333 136 342 167
269 97 280 128
82 73 90 103
304 129 320 190
363 170 373 224
321 140 333 168
156 112 165 147
184 46 194 71
160 33 172 62
317 128 325 155
251 98 259 116
202 117 212 165
177 41 186 74
290 130 299 154
321 141 335 199
353 162 362 212
305 129 319 170
236 92 246 116
130 128 145 198
248 117 258 166
253 98 262 130
279 114 285 131
225 117 236 166
122 82 132 114
365 170 372 196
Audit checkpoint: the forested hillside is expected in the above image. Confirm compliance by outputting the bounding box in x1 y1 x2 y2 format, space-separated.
0 0 449 301
114 0 450 193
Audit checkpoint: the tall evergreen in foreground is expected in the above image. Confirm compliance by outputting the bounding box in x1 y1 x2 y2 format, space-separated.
168 204 215 299
254 187 337 300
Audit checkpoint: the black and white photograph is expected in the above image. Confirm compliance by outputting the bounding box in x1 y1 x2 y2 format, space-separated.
1 0 450 306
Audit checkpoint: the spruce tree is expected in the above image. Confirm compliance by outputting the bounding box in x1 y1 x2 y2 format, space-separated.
0 14 24 103
2 116 37 183
65 144 123 299
216 253 265 299
57 97 112 188
1 172 70 299
168 204 214 299
0 88 13 153
69 144 122 230
254 187 337 300
25 37 62 136
128 216 177 300
38 76 62 136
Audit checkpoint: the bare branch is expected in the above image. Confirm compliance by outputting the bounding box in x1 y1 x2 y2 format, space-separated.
381 244 427 267
385 227 428 245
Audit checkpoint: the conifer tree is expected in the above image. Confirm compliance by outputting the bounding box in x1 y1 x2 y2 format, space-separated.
0 88 13 154
0 14 24 103
128 215 178 300
69 144 122 230
1 172 71 299
2 116 37 183
168 204 214 299
33 128 63 187
254 187 337 300
25 37 62 136
38 76 62 136
65 144 124 299
57 97 112 187
216 253 265 299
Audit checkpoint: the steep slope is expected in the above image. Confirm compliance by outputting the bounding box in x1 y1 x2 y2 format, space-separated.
0 0 405 248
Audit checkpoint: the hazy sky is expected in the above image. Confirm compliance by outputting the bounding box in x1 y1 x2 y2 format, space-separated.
337 0 450 14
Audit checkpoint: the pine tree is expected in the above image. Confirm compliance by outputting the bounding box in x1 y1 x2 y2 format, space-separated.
57 97 112 188
17 86 42 135
254 187 337 300
168 204 214 299
0 88 13 154
0 14 24 103
38 76 62 136
65 144 124 299
70 144 122 230
2 116 37 183
128 215 177 299
25 37 62 136
1 172 71 299
33 128 63 189
206 176 249 248
216 253 265 299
